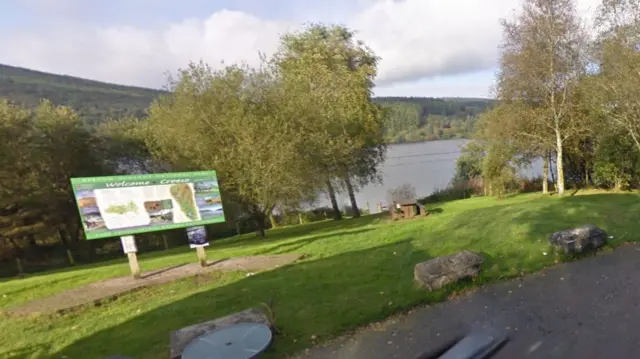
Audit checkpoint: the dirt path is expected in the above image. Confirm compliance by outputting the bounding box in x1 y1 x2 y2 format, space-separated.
295 244 640 359
8 254 302 316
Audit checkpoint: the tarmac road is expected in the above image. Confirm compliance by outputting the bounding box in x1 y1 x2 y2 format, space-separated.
295 244 640 359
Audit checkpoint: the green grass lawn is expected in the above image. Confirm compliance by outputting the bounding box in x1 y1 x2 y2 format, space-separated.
1 191 639 359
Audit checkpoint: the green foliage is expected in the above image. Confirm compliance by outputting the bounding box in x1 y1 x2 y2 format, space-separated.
482 141 519 198
420 178 485 204
592 133 640 190
0 100 112 265
273 24 388 217
452 141 485 182
145 61 323 234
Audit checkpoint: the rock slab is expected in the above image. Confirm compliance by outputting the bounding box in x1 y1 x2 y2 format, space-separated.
169 307 272 359
549 224 608 254
414 250 484 291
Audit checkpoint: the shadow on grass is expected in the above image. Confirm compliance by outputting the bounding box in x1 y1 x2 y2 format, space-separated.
509 193 640 244
141 263 190 279
213 214 387 251
254 228 376 256
50 239 433 359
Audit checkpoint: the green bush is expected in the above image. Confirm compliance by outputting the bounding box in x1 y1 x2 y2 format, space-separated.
419 178 484 204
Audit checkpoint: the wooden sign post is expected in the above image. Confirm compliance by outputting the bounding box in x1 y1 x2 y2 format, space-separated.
195 246 207 267
120 235 141 279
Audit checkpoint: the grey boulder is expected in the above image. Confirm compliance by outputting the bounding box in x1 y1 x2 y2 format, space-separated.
169 307 272 359
414 250 484 291
549 224 608 254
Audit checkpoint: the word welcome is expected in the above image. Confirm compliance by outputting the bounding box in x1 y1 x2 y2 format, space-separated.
104 179 192 188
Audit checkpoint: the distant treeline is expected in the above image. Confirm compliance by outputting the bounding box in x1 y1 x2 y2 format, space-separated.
374 97 495 144
0 64 493 143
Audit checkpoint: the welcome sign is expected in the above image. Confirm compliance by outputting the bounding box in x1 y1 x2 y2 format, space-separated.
71 171 225 239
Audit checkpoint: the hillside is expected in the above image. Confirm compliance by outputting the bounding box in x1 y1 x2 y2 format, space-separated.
0 64 495 141
0 64 165 125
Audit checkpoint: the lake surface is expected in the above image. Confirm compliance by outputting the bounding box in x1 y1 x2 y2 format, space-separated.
328 139 544 211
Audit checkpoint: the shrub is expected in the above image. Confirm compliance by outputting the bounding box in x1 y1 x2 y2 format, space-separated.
518 176 549 193
419 178 484 204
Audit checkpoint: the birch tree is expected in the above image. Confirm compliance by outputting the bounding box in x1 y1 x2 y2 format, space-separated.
497 0 588 195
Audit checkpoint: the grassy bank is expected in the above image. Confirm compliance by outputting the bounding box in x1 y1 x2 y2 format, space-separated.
1 191 639 359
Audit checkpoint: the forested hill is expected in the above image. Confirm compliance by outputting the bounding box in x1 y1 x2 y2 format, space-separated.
375 97 495 143
0 63 495 141
0 64 165 124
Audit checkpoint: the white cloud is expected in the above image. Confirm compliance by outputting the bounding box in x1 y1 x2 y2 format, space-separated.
0 0 603 95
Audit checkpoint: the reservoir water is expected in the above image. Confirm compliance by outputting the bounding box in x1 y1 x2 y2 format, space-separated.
329 139 544 209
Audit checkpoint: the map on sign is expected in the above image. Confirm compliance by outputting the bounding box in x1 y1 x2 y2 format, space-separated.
71 171 225 239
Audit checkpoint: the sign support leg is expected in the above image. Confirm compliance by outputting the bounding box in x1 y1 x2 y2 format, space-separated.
121 235 141 279
196 246 207 267
127 252 141 279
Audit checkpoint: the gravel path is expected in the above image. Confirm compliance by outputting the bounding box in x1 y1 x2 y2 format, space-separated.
7 254 302 316
296 244 640 359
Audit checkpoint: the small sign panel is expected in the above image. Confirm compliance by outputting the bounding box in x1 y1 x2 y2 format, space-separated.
120 235 137 253
187 226 209 248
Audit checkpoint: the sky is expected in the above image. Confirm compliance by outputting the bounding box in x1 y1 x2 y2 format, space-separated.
0 0 602 98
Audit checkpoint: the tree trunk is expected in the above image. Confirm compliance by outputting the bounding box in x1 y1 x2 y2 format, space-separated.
549 153 556 191
584 166 590 188
255 216 266 238
8 237 25 275
542 154 549 194
268 214 278 229
162 234 169 250
326 180 342 220
555 132 565 195
16 258 24 276
58 229 75 265
343 177 360 218
65 249 75 265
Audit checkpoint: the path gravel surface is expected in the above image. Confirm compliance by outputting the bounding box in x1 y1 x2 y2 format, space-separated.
7 254 302 315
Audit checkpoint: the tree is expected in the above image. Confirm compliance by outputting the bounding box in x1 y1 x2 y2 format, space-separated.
273 24 387 219
145 62 320 237
453 140 485 183
95 116 166 174
472 105 523 196
32 101 108 256
0 100 109 267
591 0 640 152
339 140 387 217
497 0 589 195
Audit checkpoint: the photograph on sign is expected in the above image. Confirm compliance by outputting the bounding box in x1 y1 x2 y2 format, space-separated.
71 171 225 239
187 226 209 248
